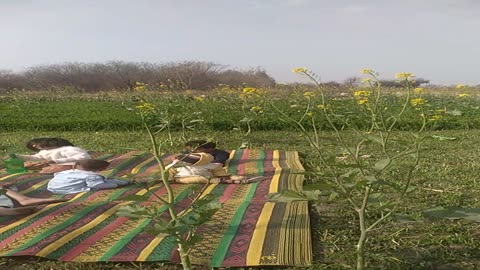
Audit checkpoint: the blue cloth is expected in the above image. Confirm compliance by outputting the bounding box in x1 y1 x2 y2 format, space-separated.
47 169 130 194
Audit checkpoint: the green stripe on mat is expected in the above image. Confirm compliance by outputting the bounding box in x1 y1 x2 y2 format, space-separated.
210 183 259 267
98 186 194 261
5 202 109 256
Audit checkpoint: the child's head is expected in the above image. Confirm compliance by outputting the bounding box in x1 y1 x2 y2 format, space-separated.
26 138 74 152
175 152 214 166
184 140 217 153
75 159 110 171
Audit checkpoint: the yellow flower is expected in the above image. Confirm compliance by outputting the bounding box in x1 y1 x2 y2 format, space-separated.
429 115 441 121
135 102 155 111
354 90 371 97
292 67 308 73
395 72 415 80
458 93 469 97
303 91 315 99
455 84 467 90
317 104 327 109
360 68 375 74
414 87 425 94
243 87 257 93
194 96 205 102
250 106 263 113
306 112 314 117
357 99 369 105
410 98 427 106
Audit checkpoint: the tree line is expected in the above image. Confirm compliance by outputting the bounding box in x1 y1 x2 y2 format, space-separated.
0 61 276 92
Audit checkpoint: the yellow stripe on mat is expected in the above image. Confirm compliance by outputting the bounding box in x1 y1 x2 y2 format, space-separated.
246 202 275 265
21 179 49 194
130 157 155 174
137 234 168 260
36 201 131 257
268 150 281 194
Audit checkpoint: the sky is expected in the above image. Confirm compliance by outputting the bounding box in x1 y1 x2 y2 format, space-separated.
1 0 480 85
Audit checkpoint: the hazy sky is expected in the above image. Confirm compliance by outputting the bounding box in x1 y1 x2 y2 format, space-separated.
2 0 480 85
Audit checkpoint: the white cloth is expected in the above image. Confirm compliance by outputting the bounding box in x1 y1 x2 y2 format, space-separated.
18 146 91 165
47 169 128 194
174 163 221 178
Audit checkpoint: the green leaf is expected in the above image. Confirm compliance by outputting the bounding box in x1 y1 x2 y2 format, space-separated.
422 206 480 221
373 158 391 171
363 175 377 183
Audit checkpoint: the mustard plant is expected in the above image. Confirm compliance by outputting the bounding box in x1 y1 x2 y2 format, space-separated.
118 89 221 270
269 68 427 270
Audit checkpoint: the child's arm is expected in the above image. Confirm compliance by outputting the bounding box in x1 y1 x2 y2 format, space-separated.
17 153 46 161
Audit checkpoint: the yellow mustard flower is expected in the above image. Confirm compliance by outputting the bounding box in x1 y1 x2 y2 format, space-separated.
317 104 327 109
243 87 257 93
414 87 425 94
360 68 375 74
458 93 470 97
395 72 415 80
194 96 205 102
410 98 427 106
306 112 314 117
455 84 467 90
357 99 369 105
250 106 263 113
354 90 371 97
292 67 308 73
429 115 441 121
135 102 155 111
303 91 315 99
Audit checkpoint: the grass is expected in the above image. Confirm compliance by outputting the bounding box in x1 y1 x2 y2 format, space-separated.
2 88 480 269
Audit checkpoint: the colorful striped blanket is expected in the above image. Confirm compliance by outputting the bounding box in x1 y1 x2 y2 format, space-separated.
0 149 312 267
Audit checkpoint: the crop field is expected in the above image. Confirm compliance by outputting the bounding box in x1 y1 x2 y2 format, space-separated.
1 85 480 270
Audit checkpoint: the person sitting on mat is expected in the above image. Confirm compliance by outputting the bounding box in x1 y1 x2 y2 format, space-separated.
47 159 130 194
183 140 231 178
16 137 91 174
0 187 68 216
169 152 264 184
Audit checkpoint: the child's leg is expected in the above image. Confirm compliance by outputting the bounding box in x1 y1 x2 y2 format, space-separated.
174 176 211 184
5 189 69 206
106 179 131 186
0 205 42 216
89 182 121 190
219 175 266 184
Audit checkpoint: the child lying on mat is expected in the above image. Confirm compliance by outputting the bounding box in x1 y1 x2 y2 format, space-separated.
168 152 264 184
47 159 130 194
0 187 68 216
16 137 91 174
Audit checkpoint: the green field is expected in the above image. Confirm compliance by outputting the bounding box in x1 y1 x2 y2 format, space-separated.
1 89 480 269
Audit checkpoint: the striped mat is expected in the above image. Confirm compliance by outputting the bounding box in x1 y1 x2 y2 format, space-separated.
0 149 312 267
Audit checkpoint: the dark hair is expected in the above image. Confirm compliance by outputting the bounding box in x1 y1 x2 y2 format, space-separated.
175 153 201 164
26 137 74 152
184 140 216 150
75 159 110 171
